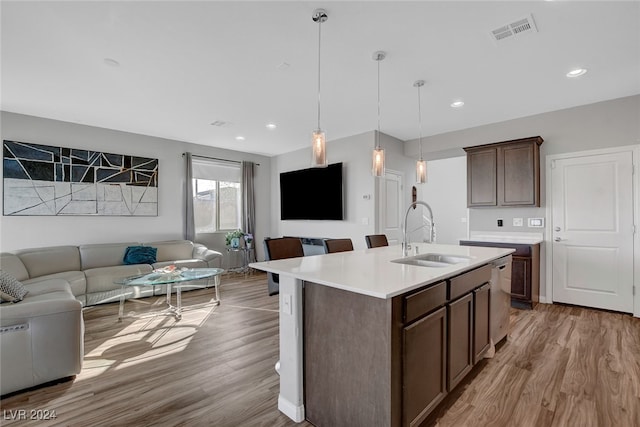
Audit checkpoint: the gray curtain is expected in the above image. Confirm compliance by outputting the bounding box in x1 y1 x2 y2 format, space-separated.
184 152 195 242
242 161 256 261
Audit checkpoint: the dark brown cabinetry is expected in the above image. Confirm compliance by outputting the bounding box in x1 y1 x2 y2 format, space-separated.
464 136 543 208
303 264 494 427
402 307 447 427
447 293 473 391
461 241 540 309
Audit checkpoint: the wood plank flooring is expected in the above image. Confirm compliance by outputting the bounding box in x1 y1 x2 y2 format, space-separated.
1 272 638 427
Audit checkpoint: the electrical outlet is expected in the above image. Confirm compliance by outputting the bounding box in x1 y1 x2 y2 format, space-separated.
497 219 503 227
513 218 524 227
528 218 545 228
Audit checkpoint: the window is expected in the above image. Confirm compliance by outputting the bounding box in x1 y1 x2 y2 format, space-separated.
192 159 242 233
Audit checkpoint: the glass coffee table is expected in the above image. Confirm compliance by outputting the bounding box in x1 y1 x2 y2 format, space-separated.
115 267 224 320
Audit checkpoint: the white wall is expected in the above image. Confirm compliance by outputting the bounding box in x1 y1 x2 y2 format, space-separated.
403 94 640 300
415 156 468 245
271 131 416 251
0 112 272 264
272 131 376 250
405 95 640 235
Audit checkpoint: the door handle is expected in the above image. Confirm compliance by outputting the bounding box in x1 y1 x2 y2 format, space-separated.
554 237 562 242
554 227 561 232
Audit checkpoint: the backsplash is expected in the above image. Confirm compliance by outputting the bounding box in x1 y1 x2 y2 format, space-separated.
468 207 546 236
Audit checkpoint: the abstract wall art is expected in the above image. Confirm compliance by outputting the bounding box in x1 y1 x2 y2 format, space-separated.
3 140 158 216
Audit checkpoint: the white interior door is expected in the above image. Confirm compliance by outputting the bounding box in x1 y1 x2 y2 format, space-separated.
551 150 634 313
379 170 403 245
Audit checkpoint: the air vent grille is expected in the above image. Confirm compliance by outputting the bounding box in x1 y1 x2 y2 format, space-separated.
490 14 538 42
210 120 231 127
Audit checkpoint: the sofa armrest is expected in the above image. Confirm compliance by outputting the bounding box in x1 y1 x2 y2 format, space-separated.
1 298 82 321
193 244 223 268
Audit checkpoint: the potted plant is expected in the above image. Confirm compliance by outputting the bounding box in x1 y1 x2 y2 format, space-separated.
244 233 254 249
225 229 244 248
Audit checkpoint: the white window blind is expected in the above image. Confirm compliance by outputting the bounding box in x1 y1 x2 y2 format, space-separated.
192 158 241 182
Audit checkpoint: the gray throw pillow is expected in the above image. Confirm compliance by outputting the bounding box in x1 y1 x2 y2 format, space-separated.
0 270 28 302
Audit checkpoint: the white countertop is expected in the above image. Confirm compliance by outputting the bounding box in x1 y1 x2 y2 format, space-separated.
462 231 544 245
249 243 513 299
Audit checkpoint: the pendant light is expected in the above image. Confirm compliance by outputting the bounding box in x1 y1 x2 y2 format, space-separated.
311 9 328 168
414 80 427 184
372 51 386 177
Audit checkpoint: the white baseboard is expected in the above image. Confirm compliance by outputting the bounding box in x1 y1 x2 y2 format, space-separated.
278 395 305 423
538 296 549 304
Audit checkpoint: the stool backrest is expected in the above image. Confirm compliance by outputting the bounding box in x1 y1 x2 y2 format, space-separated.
365 234 389 248
323 238 354 254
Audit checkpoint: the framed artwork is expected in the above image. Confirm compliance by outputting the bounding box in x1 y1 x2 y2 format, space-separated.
3 140 158 216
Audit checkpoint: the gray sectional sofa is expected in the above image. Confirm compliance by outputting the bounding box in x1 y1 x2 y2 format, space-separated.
0 240 222 396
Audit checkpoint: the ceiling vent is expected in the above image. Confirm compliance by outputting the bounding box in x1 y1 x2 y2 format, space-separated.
490 14 538 42
210 120 231 127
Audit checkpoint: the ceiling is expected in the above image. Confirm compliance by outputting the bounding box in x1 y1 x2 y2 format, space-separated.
2 1 639 157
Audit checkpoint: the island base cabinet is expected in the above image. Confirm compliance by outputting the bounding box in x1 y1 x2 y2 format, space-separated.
402 306 447 427
304 283 399 427
447 293 474 391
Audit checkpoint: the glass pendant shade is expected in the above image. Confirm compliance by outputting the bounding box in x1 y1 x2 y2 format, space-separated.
372 147 385 177
416 159 427 183
311 129 327 167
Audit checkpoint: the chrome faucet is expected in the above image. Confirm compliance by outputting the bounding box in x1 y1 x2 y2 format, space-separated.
402 201 435 257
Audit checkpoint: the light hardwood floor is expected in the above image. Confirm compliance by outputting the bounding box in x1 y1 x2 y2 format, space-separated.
1 272 638 427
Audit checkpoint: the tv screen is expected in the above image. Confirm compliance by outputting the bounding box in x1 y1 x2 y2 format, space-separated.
280 162 344 220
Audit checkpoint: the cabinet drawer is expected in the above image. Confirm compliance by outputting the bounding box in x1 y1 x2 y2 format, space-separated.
404 281 447 324
449 264 491 301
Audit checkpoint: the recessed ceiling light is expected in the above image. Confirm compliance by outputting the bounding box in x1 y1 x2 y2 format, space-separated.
103 58 120 67
266 123 277 130
450 100 465 108
566 68 587 78
235 136 245 141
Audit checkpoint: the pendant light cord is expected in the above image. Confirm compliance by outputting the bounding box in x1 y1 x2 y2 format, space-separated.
317 20 322 131
418 85 423 160
376 58 381 149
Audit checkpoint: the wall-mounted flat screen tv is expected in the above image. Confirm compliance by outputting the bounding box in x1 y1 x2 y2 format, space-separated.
280 162 344 220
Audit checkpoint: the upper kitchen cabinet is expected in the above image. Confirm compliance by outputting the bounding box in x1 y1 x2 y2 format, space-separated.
464 136 544 207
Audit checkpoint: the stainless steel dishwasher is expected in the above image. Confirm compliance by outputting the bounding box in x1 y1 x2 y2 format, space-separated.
490 255 512 344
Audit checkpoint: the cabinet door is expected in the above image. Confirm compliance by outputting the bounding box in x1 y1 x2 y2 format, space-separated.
498 141 539 206
473 283 491 364
466 147 497 207
510 256 531 301
447 293 473 391
403 306 447 427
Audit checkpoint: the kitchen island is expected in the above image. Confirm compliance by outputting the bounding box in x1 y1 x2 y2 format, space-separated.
250 242 513 427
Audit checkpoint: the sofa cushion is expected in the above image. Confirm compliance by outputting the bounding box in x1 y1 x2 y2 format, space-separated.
0 253 29 281
84 264 153 294
79 242 140 270
0 271 28 302
15 246 81 279
145 240 194 262
123 246 157 265
23 271 87 300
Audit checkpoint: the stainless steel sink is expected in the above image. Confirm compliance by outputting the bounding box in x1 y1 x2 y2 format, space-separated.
391 253 472 268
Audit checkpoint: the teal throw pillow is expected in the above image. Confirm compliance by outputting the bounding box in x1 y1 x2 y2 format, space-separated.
123 246 157 265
